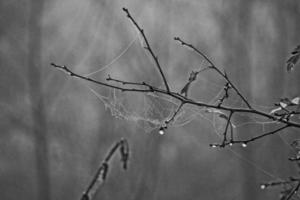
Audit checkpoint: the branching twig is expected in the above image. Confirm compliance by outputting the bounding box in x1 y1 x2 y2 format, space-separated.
80 138 129 200
122 8 170 93
51 8 300 200
174 37 252 109
51 62 300 142
52 62 300 127
51 8 300 150
210 125 289 148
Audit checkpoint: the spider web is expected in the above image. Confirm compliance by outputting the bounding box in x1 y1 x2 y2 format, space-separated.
42 3 300 198
72 42 300 200
85 62 291 184
75 25 296 192
85 50 228 134
82 36 291 138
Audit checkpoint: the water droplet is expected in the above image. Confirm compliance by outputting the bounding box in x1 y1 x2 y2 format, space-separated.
159 129 164 135
158 127 165 135
242 143 247 148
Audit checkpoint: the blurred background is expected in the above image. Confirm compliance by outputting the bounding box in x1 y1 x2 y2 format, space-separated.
1 0 300 200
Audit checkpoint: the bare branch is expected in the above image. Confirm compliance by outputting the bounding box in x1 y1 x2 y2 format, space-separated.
122 7 170 92
106 74 147 87
80 138 129 200
51 11 300 147
51 63 152 93
210 125 290 148
51 63 300 131
165 102 185 125
221 111 234 146
51 8 300 200
174 37 252 109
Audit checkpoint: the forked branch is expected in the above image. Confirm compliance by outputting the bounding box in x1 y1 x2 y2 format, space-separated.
122 8 170 93
80 138 129 200
51 7 300 200
174 37 252 109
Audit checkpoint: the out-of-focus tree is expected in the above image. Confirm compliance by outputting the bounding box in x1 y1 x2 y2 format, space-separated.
27 1 51 200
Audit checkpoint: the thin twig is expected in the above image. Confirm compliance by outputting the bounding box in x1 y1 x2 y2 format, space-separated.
174 37 252 109
51 63 153 93
210 125 289 148
221 111 234 147
165 102 185 125
122 7 170 92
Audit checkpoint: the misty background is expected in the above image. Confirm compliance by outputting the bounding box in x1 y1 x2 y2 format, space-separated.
1 0 300 200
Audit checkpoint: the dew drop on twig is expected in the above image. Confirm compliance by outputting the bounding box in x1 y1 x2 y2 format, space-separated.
260 184 266 190
242 143 247 148
158 127 165 135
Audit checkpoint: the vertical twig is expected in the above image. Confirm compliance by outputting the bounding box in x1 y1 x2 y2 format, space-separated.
123 8 170 93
